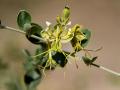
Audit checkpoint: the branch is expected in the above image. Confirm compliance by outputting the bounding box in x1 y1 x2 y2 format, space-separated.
91 63 120 76
67 53 120 76
0 20 46 43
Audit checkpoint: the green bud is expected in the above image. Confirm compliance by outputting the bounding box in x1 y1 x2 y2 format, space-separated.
62 6 70 19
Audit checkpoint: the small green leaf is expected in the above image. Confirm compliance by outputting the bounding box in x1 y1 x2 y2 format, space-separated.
91 56 98 62
6 76 24 90
26 23 43 44
24 68 42 90
82 56 98 66
82 56 91 66
52 51 68 67
17 10 31 30
0 58 8 70
80 28 91 47
23 49 34 71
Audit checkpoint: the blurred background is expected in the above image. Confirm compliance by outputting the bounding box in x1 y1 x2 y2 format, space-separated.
0 0 120 90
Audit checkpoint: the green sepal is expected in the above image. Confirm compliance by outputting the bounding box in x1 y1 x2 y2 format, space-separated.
17 10 31 30
56 16 62 24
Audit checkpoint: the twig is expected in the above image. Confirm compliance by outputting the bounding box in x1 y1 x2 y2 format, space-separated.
5 26 26 34
91 63 120 76
0 24 46 43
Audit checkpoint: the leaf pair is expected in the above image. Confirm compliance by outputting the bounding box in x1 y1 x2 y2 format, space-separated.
23 49 42 90
17 10 47 47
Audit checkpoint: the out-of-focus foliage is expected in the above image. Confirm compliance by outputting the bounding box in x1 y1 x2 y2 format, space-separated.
0 58 8 70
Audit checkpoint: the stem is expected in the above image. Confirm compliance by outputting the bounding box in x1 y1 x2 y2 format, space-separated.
0 25 46 43
91 63 120 76
5 26 26 34
66 52 120 76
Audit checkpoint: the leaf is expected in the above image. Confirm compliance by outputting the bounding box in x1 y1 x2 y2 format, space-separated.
23 49 43 90
6 77 24 90
0 20 5 29
80 28 91 47
26 23 46 45
52 51 68 67
23 49 35 71
91 56 98 62
24 68 42 90
17 10 31 30
82 56 98 66
82 56 91 66
0 58 8 70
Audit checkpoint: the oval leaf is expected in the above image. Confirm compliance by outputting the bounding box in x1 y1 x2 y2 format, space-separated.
26 23 43 44
82 56 91 66
17 10 31 30
52 51 67 67
24 68 42 90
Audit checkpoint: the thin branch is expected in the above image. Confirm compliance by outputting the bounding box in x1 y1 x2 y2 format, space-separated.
91 63 120 77
100 66 120 76
0 24 46 43
5 26 26 34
